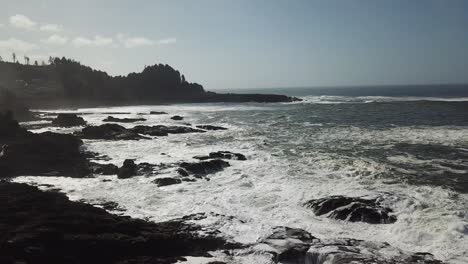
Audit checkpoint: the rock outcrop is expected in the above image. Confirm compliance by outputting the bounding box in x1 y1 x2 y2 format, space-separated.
149 111 168 115
103 116 147 123
171 115 184 120
131 125 205 137
89 162 119 175
0 112 90 177
178 159 230 177
52 113 87 127
193 151 246 161
153 177 182 187
0 182 237 264
255 226 443 264
118 159 138 179
304 196 397 224
76 124 149 140
196 125 228 131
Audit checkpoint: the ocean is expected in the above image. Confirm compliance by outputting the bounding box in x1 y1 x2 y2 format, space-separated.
16 88 468 263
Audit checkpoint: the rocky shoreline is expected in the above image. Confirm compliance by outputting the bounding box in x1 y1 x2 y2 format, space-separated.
0 181 239 264
0 110 447 263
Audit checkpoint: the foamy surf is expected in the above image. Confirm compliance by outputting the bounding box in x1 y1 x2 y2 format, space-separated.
16 98 468 263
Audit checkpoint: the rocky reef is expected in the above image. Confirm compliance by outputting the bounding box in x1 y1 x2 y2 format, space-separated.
0 182 238 264
304 196 397 224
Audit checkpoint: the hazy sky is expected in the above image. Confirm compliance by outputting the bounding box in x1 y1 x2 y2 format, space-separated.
0 0 467 90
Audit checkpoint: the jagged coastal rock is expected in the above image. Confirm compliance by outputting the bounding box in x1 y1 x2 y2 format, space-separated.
304 195 397 224
0 112 90 177
255 226 443 264
132 125 205 136
0 182 238 264
194 151 247 161
171 115 184 120
76 124 149 140
153 177 183 187
52 113 87 127
178 159 230 177
117 159 138 178
149 111 169 115
195 125 228 131
103 116 147 123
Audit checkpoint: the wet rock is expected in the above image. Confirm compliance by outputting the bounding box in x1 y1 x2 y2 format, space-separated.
0 182 237 264
136 162 157 175
179 159 230 176
118 159 138 179
96 201 125 212
256 227 316 263
131 125 205 137
177 168 190 177
171 115 184 120
90 163 119 175
51 113 87 127
103 116 147 123
0 114 90 177
0 111 29 138
153 177 182 187
77 124 149 140
196 125 228 131
149 111 168 115
257 226 444 264
194 151 246 161
304 196 397 224
305 238 444 264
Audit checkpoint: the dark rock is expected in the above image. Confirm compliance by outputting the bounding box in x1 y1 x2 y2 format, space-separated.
196 125 228 131
0 115 90 177
101 112 132 115
52 113 87 127
136 162 156 175
149 111 168 115
0 111 29 138
179 159 230 176
0 182 237 264
259 227 316 264
103 116 146 123
305 238 444 264
194 151 247 161
77 124 149 140
90 163 119 175
153 178 182 187
304 196 397 224
96 201 125 212
131 125 205 137
177 168 190 177
118 159 138 179
171 115 184 120
258 226 444 264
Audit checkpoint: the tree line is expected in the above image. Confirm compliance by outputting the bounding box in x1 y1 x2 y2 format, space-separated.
0 56 206 104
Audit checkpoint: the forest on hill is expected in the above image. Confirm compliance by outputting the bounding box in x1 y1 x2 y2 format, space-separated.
0 57 296 109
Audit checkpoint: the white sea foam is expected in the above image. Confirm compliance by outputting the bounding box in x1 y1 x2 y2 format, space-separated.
297 95 468 104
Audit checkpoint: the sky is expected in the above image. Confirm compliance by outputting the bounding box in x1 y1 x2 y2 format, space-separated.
0 0 467 90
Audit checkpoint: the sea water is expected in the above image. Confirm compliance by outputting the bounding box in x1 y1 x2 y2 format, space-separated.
16 94 468 263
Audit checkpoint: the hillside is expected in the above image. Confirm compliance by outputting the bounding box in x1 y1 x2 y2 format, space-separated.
0 58 297 108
